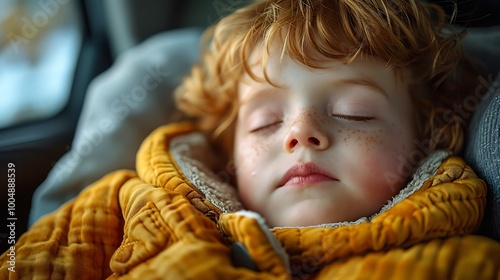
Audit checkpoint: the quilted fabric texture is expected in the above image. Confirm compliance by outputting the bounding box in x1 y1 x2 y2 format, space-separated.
2 123 500 279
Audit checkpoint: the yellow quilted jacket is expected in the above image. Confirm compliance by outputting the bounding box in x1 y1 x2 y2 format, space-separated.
2 123 500 279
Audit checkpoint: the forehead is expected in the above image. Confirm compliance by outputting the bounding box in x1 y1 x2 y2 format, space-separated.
239 44 410 101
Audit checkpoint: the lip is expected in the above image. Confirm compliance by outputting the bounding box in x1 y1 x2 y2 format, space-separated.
278 162 338 188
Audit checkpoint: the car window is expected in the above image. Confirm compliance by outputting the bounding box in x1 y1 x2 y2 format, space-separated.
0 0 83 129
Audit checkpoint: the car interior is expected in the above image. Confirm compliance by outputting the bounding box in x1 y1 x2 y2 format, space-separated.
0 0 499 254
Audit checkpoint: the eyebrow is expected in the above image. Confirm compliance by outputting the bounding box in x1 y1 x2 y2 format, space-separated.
239 77 388 108
331 78 388 98
239 87 282 108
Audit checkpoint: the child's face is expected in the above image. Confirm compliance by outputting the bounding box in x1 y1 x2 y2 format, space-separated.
233 49 417 227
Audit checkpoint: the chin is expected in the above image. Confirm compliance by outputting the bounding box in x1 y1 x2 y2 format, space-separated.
269 211 345 228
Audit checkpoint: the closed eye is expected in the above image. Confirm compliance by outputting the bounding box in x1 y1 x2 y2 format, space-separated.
250 121 282 133
332 114 374 122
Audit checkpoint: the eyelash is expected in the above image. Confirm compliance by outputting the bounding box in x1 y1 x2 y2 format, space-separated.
332 114 374 122
250 121 282 133
250 114 373 133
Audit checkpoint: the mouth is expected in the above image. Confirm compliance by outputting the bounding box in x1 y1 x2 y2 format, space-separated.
278 162 338 188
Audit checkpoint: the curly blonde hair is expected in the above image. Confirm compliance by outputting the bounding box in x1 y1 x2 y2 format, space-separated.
175 0 481 158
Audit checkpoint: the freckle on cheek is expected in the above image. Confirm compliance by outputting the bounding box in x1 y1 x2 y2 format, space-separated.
367 132 382 151
346 129 382 151
246 140 263 158
256 141 269 156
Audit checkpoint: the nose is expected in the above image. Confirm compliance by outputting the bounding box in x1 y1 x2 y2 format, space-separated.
284 117 329 152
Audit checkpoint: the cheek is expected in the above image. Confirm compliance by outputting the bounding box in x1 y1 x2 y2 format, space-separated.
233 133 273 208
340 128 384 151
234 125 274 165
345 128 415 194
234 137 270 176
351 152 404 203
234 143 255 208
234 141 255 184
